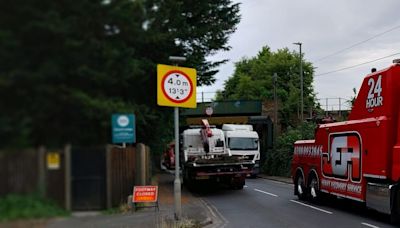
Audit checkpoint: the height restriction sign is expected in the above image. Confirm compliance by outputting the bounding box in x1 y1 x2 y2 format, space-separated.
157 64 197 108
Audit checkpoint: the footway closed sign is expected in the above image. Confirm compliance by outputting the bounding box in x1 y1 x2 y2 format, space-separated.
133 186 158 202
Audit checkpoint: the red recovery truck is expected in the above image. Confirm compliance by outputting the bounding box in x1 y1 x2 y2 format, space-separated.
291 59 400 221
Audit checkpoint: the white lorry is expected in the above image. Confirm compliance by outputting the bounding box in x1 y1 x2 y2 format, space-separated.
222 124 260 176
181 119 254 189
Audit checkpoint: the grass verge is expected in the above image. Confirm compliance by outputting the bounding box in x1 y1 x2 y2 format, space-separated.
159 216 201 228
0 194 69 222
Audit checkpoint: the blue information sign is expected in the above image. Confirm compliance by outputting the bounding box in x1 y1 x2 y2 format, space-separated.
112 114 135 144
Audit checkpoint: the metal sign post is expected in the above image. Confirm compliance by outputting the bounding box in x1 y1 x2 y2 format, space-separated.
157 58 196 220
173 106 181 220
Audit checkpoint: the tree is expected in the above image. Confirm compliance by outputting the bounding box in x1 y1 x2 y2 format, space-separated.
144 0 240 85
348 87 358 108
0 0 241 149
216 46 318 129
263 122 316 176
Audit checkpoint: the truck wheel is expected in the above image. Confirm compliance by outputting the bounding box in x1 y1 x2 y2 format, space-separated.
391 187 400 224
231 183 244 190
235 181 244 190
231 177 245 190
183 168 193 190
233 183 244 190
309 175 320 202
295 174 307 200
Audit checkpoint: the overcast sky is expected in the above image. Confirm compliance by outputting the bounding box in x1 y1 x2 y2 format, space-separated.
199 0 400 110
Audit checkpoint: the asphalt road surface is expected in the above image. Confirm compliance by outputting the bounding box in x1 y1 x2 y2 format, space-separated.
196 178 397 228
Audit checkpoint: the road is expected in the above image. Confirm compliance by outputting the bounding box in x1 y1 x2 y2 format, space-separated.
195 178 396 228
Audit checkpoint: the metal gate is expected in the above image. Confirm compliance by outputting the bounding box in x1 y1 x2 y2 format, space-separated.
71 147 106 210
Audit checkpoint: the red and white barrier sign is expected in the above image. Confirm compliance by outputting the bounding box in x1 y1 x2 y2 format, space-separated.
133 186 158 203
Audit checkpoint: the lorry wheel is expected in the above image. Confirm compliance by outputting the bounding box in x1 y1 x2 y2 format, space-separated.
183 168 193 190
295 174 307 200
391 187 400 224
235 179 245 190
231 177 245 190
308 175 320 202
232 183 244 190
250 173 257 179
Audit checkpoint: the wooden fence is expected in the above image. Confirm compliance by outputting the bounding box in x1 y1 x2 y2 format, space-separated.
108 146 136 207
0 147 66 208
0 149 39 196
107 144 152 208
0 144 152 210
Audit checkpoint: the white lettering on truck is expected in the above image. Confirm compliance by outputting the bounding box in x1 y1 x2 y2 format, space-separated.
321 179 362 194
294 145 322 157
366 75 383 109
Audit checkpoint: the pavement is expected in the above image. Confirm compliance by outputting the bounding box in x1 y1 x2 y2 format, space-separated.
46 172 213 228
257 174 293 184
0 173 291 228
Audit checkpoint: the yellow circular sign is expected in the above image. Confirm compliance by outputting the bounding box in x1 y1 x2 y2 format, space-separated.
157 64 197 108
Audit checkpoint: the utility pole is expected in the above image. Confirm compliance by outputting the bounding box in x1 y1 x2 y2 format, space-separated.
273 73 278 148
293 42 303 122
326 98 328 116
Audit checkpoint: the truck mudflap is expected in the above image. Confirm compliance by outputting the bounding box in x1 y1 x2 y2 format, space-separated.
390 183 400 224
366 182 400 216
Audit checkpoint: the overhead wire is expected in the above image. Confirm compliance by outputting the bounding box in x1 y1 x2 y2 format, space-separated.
310 23 400 105
315 52 400 77
313 24 400 63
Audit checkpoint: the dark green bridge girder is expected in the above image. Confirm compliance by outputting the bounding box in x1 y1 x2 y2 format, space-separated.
180 100 262 117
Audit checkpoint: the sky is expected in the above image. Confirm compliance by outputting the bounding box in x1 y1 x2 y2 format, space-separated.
198 0 400 110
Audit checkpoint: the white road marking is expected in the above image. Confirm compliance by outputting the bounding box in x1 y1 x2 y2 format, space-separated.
254 188 278 197
201 198 217 218
244 185 248 188
200 198 229 228
361 222 380 228
290 200 333 214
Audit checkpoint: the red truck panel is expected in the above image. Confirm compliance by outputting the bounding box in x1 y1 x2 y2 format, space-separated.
292 63 400 202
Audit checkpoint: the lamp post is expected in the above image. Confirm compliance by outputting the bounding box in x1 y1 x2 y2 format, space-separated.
168 55 186 220
293 42 303 122
273 73 278 149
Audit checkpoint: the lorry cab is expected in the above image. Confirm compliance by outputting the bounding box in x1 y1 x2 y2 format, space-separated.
222 124 260 175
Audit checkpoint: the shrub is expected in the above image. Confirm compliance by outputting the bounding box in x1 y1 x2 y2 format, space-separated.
263 122 316 176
